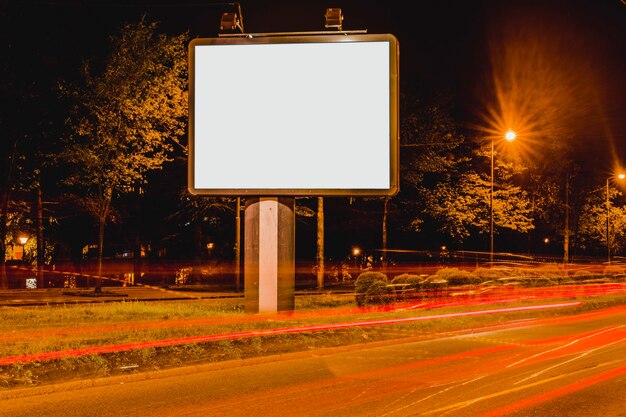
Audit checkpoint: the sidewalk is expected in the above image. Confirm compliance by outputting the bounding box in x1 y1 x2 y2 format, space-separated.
0 286 242 307
0 285 354 307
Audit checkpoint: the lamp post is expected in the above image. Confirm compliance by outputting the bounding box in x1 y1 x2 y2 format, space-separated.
352 247 361 271
490 129 517 264
606 173 626 264
17 235 29 261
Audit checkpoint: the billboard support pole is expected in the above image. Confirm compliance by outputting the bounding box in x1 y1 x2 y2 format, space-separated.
244 197 295 313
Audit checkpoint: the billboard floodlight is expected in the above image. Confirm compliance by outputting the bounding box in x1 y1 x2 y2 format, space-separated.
324 8 343 30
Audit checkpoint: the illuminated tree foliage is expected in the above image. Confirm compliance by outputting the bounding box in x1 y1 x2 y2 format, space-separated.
397 89 533 244
61 18 187 288
398 90 464 234
577 189 626 256
427 167 534 241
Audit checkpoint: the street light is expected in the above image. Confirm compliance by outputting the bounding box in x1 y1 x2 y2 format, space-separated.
490 129 516 264
15 234 29 262
352 247 361 270
324 8 343 30
219 2 245 33
606 173 625 264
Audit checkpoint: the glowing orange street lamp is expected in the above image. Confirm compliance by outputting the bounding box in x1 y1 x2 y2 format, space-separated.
15 235 29 262
352 247 361 270
490 130 517 264
504 129 517 142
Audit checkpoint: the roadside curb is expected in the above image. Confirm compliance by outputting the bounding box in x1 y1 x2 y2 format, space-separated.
0 334 436 401
0 318 538 401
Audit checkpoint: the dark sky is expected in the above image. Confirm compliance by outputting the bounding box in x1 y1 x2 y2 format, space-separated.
2 0 626 167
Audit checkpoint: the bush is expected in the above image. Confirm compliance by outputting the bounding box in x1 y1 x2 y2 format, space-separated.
433 268 479 286
603 266 625 276
355 271 388 293
472 267 509 280
390 274 409 284
573 270 594 280
421 276 448 291
365 280 393 305
391 273 422 289
530 276 557 287
405 275 423 289
355 271 388 306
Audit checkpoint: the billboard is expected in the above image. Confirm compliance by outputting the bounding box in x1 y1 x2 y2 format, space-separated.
188 34 399 196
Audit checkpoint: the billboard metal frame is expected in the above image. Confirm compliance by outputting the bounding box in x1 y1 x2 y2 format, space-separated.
188 33 399 197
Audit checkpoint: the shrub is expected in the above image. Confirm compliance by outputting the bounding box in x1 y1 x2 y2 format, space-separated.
405 275 423 289
391 273 421 288
391 274 409 284
355 271 388 306
603 266 625 276
472 267 509 280
355 271 388 294
573 270 594 280
421 276 448 290
433 268 479 286
365 280 393 305
531 276 557 287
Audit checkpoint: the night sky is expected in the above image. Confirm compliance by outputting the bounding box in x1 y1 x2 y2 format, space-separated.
3 0 625 147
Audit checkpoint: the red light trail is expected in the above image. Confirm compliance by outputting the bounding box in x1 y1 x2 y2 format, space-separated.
0 302 580 366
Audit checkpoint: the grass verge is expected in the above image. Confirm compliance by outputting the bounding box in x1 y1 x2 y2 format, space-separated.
1 291 626 389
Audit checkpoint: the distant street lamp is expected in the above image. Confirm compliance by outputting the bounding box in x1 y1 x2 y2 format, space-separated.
352 247 361 270
606 173 626 264
490 129 517 264
16 234 29 262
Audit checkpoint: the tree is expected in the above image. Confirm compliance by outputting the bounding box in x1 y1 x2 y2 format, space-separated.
427 167 534 242
61 18 187 291
395 88 465 243
316 197 324 289
578 188 626 258
0 137 21 288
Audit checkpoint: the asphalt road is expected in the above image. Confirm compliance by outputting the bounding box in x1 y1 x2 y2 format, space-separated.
2 306 626 417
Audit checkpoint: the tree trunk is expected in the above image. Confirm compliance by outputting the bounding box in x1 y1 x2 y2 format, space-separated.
235 197 241 291
316 197 324 290
36 185 44 287
96 215 106 293
382 197 389 274
192 217 204 284
95 190 112 293
0 206 7 289
133 187 142 287
0 139 19 289
563 174 570 263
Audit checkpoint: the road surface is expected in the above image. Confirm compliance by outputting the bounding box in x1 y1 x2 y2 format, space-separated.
2 305 626 416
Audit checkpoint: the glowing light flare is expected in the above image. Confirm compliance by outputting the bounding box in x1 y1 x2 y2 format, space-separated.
474 10 612 166
0 302 581 366
504 129 517 141
618 173 625 180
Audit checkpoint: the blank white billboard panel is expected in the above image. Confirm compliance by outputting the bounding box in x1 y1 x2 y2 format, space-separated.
189 34 398 196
